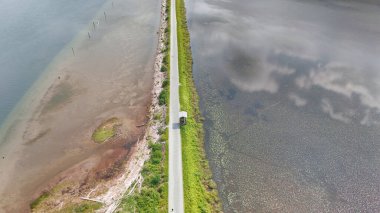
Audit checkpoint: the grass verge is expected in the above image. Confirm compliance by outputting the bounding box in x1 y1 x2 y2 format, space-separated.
176 0 222 212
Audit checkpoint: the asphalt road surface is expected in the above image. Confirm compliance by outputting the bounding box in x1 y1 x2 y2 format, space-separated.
168 0 184 211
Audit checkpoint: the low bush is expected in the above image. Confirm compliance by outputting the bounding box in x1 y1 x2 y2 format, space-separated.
159 89 168 106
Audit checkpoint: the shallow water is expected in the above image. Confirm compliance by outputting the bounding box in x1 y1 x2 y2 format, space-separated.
187 0 380 211
0 0 106 125
0 0 160 211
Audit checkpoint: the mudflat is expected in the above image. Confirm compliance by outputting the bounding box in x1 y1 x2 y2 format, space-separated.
0 0 160 211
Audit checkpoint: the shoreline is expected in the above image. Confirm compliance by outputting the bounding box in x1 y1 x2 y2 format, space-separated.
28 0 170 211
116 0 171 211
94 0 171 210
0 0 161 211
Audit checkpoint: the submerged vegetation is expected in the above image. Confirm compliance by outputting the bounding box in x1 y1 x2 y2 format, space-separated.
176 0 222 211
58 201 102 213
42 83 74 113
117 0 170 212
30 191 51 210
92 117 120 143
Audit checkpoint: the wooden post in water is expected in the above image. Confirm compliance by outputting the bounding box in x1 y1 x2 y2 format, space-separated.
88 31 91 39
72 47 75 56
93 21 96 30
104 11 107 21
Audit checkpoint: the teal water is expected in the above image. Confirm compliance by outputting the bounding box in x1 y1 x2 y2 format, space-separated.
0 0 106 125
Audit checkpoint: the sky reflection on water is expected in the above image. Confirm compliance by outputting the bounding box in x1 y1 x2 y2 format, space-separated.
188 0 380 211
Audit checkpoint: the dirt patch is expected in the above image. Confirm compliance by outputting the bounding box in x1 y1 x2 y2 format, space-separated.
30 136 134 212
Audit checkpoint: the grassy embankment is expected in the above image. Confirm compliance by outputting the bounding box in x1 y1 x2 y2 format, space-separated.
176 0 222 212
117 0 171 212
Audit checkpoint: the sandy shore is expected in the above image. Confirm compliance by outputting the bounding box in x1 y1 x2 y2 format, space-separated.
0 0 161 211
17 0 169 212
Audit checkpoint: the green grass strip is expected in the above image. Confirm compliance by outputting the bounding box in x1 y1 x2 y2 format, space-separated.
175 0 222 212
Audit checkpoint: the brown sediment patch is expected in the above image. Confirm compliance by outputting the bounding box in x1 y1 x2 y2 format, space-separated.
29 136 137 212
41 82 74 114
24 128 51 145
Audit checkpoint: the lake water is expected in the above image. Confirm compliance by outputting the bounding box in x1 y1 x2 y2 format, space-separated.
0 0 160 211
187 0 380 211
0 0 106 126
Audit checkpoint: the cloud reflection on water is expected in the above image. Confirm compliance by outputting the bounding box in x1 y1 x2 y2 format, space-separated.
189 0 380 211
190 0 380 125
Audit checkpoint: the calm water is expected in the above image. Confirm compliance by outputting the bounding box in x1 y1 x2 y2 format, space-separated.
187 0 380 212
0 0 106 126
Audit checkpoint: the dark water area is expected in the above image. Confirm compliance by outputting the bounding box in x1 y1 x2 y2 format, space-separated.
187 0 380 211
0 0 106 125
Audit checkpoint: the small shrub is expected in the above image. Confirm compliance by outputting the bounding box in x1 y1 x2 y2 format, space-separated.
152 158 161 165
159 89 168 106
162 79 169 88
149 142 162 151
163 54 169 64
150 175 161 186
154 112 162 120
158 126 166 135
160 65 167 72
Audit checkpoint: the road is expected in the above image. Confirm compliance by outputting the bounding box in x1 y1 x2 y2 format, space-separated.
168 0 184 211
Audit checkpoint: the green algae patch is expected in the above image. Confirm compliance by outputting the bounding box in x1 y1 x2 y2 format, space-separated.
59 201 102 213
30 191 51 210
30 178 104 213
92 117 120 143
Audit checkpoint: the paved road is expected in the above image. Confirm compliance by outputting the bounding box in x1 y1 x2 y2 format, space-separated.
168 0 184 212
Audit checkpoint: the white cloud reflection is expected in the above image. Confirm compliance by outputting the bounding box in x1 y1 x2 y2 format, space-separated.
189 0 380 126
321 98 351 124
296 63 380 112
288 93 307 107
